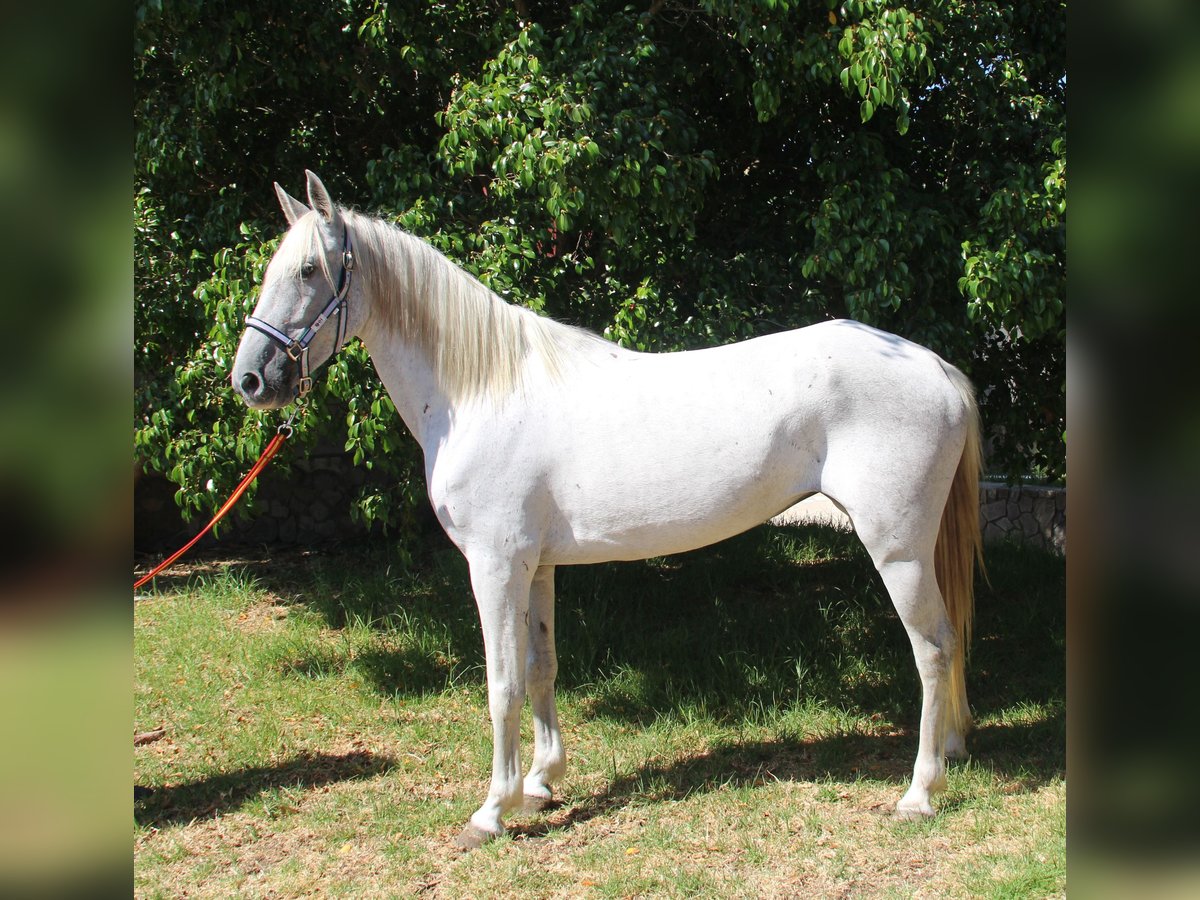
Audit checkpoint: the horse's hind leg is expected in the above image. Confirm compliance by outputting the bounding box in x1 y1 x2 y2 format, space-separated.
875 554 957 818
523 565 566 810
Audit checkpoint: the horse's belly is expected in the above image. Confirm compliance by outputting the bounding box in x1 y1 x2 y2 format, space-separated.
536 434 818 564
539 499 798 564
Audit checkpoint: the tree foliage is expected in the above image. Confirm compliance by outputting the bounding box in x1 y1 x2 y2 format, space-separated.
135 0 1066 536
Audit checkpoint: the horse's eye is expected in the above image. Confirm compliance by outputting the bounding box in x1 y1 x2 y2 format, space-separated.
300 262 315 279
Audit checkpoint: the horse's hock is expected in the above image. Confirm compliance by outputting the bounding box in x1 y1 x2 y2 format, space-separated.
772 481 1065 555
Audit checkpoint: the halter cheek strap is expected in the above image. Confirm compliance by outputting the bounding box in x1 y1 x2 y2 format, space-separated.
246 227 355 398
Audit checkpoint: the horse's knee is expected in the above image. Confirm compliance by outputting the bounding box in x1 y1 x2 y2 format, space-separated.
487 676 524 713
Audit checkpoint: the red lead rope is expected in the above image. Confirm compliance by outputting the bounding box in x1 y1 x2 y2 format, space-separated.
134 429 290 591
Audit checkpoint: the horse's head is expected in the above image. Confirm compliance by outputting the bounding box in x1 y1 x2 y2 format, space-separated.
232 170 357 409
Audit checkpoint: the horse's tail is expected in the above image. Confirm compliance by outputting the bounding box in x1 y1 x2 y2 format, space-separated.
935 363 985 739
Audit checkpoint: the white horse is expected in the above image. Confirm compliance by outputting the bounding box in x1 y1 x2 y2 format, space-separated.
233 171 983 847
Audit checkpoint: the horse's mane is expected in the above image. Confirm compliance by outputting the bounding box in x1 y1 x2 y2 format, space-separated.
326 208 611 403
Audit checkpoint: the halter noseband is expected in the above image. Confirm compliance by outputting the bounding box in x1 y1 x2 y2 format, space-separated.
245 226 355 399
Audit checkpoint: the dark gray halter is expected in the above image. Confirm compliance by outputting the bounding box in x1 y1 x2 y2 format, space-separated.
245 226 354 398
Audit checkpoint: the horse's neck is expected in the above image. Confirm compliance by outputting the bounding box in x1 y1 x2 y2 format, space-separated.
358 320 451 452
348 219 464 449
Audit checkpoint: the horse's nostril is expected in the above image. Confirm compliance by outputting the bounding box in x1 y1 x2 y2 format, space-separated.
240 371 262 395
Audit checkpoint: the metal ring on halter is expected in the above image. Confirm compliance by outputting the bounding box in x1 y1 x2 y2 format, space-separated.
277 400 306 438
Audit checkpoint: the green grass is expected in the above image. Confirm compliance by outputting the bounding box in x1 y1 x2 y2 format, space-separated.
135 525 1065 898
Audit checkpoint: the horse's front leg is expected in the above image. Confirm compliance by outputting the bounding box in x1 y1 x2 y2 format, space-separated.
456 553 536 849
523 565 566 810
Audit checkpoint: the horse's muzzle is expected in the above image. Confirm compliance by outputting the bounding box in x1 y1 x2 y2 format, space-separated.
232 337 297 409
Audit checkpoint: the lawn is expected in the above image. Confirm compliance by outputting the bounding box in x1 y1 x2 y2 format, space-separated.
134 524 1064 898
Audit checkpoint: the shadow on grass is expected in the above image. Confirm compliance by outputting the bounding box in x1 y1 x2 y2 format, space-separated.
146 525 1063 718
141 524 1064 798
352 644 463 697
134 750 396 828
513 709 1066 840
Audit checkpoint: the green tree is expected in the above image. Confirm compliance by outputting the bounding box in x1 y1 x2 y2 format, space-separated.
135 0 1066 540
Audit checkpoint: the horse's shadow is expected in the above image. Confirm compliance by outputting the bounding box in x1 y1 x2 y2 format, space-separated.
143 524 1063 830
511 710 1066 839
134 749 396 828
160 524 1064 718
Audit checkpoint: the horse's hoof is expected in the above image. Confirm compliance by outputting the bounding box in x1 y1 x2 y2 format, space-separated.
894 800 936 821
453 823 498 850
521 794 559 814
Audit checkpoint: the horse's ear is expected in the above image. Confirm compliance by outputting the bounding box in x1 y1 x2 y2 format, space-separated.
304 170 337 223
274 182 310 226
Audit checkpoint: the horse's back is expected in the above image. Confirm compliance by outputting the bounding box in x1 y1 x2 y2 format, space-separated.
564 319 967 457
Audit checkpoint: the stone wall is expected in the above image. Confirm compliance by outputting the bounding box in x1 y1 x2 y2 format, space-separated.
979 480 1066 554
136 456 1065 556
773 482 1066 555
134 446 381 553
